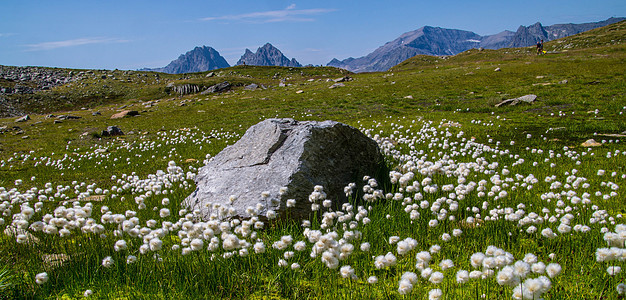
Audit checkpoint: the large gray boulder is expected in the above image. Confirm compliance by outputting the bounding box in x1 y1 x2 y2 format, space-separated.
184 118 383 221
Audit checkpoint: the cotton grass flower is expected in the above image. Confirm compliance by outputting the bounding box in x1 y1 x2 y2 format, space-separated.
35 272 48 285
114 240 127 251
102 256 114 268
546 263 562 278
429 271 444 284
428 289 443 300
367 276 378 284
84 289 93 297
397 279 413 295
607 266 622 276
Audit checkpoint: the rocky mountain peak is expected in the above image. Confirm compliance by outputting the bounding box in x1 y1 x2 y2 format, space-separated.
142 46 230 74
237 43 302 67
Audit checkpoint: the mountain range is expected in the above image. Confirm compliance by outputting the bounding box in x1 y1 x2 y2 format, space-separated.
143 17 624 74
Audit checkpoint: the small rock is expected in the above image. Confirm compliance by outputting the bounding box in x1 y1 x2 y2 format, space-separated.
15 115 30 122
54 120 62 124
494 67 501 72
296 90 304 94
329 83 345 89
92 111 101 116
495 94 537 107
22 135 29 139
206 72 215 78
581 139 601 147
333 76 353 83
101 126 124 137
244 83 258 91
404 95 413 99
558 79 568 84
57 115 81 120
111 110 139 119
536 76 545 79
185 158 198 163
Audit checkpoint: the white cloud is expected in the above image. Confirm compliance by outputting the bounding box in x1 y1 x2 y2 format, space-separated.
24 37 129 51
0 33 16 38
200 5 336 23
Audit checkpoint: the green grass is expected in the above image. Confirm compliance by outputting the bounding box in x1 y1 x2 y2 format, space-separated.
0 21 625 299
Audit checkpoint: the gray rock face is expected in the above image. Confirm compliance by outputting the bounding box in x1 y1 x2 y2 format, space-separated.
142 46 230 74
201 81 231 94
184 118 383 221
236 43 302 67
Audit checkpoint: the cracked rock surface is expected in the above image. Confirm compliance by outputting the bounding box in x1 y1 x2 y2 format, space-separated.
184 118 383 221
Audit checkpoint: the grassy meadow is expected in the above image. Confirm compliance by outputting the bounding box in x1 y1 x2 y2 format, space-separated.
0 22 625 299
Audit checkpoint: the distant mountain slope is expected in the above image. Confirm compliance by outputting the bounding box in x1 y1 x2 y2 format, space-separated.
328 17 625 72
236 43 302 67
142 46 230 74
508 17 626 47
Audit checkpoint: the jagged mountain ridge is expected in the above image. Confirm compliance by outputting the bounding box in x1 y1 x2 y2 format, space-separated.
142 46 230 74
236 43 302 67
328 17 625 72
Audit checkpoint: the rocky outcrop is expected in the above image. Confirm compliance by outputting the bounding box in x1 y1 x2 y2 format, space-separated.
201 81 231 94
184 118 383 221
236 43 302 67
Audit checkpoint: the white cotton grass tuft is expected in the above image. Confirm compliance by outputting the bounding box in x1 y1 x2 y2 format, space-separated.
428 288 443 300
102 256 114 268
545 263 562 278
35 272 48 285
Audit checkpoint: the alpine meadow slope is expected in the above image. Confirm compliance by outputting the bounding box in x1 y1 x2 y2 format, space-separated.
0 21 625 299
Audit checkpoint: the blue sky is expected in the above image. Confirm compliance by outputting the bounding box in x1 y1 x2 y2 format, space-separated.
1 0 624 70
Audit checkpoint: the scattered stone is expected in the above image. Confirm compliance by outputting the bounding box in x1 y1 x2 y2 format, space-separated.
185 158 198 163
15 115 30 122
536 75 545 79
532 82 552 86
45 114 56 119
495 94 537 107
206 72 215 77
244 83 259 91
184 118 383 221
494 67 501 72
333 76 353 82
558 79 568 84
92 111 101 116
296 90 304 94
54 120 62 124
404 95 413 99
111 110 139 119
22 135 29 139
329 83 345 89
57 115 81 120
201 81 231 94
581 139 601 147
101 126 124 137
